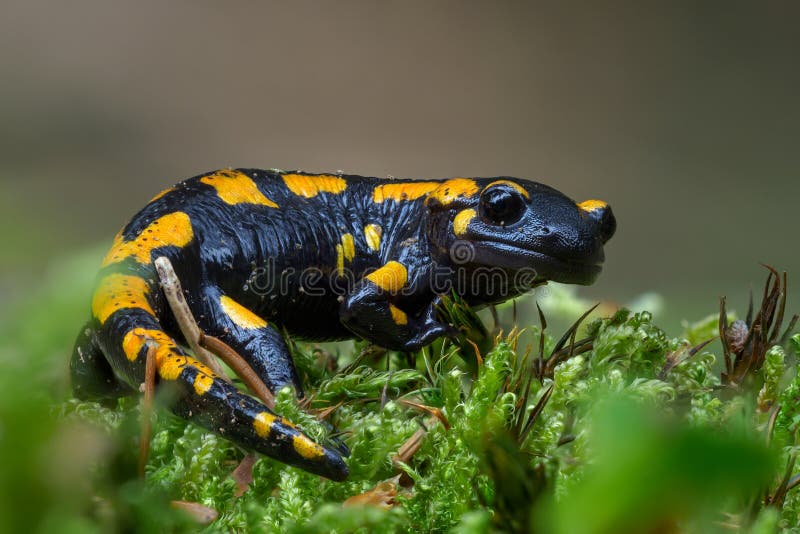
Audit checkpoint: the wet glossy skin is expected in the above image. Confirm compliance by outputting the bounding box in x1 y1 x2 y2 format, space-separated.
71 169 615 481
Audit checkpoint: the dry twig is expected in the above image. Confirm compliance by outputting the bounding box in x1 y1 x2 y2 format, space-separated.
138 342 158 478
199 333 275 410
154 256 228 378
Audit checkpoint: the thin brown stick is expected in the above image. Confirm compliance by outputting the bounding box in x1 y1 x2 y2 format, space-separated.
393 428 426 467
231 453 258 497
139 342 158 478
397 399 451 430
170 500 219 524
200 333 275 410
519 384 554 444
154 256 228 379
312 401 344 421
392 415 443 467
155 256 278 408
465 338 483 367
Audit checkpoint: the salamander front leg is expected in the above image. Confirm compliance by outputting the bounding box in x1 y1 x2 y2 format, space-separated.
339 261 450 352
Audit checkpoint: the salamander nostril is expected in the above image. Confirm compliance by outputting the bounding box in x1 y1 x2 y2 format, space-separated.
541 226 551 235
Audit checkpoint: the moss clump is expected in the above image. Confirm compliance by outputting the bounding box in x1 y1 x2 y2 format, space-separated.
0 250 798 533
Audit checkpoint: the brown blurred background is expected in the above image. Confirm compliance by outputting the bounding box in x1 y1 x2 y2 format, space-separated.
1 1 797 329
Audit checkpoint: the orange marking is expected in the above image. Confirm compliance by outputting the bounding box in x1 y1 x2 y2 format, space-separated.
101 211 194 267
484 180 530 199
292 434 325 459
192 371 215 395
122 328 176 362
336 244 345 275
365 261 407 293
282 173 347 198
155 346 183 380
341 233 355 261
364 224 382 252
254 412 277 438
200 170 278 208
92 274 154 323
373 181 439 203
428 178 479 206
453 208 476 237
220 295 268 329
155 348 217 396
578 199 608 213
336 233 356 275
389 304 408 325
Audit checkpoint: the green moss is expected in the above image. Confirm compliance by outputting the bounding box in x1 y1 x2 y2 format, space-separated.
1 248 799 532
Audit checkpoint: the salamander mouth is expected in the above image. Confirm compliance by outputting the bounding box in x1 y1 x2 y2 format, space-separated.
469 241 604 285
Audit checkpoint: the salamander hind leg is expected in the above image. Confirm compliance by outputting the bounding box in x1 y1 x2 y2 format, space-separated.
70 321 134 402
101 314 348 480
169 367 349 480
192 288 351 458
90 273 348 480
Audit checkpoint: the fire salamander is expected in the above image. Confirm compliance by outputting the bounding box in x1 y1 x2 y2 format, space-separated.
71 169 616 481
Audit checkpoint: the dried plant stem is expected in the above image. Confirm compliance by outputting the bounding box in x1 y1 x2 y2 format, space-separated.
397 399 451 430
139 342 157 478
155 256 275 409
200 333 275 410
393 415 442 468
154 256 227 378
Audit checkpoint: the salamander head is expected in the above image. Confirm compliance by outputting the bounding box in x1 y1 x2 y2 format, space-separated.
426 177 616 286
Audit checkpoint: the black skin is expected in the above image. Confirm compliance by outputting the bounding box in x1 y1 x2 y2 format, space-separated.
71 169 616 481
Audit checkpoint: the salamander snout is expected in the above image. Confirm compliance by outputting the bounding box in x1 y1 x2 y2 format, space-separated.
579 200 616 245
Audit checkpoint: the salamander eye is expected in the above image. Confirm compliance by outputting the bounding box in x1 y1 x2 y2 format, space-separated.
479 185 526 226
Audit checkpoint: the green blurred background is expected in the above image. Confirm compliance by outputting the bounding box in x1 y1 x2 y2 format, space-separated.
1 1 798 329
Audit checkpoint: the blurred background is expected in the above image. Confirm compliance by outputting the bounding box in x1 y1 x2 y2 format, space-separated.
1 0 798 330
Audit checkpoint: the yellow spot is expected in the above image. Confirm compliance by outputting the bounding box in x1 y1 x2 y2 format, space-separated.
484 180 530 199
428 178 479 206
220 295 268 329
193 373 214 395
101 211 194 266
578 199 608 213
335 233 356 275
341 233 355 262
201 169 279 208
292 434 325 459
453 208 476 237
282 173 347 198
153 348 217 396
156 347 184 380
254 412 277 438
365 261 407 293
92 274 154 323
373 181 439 203
336 244 345 275
122 327 175 362
149 187 174 202
364 224 382 252
389 304 408 325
